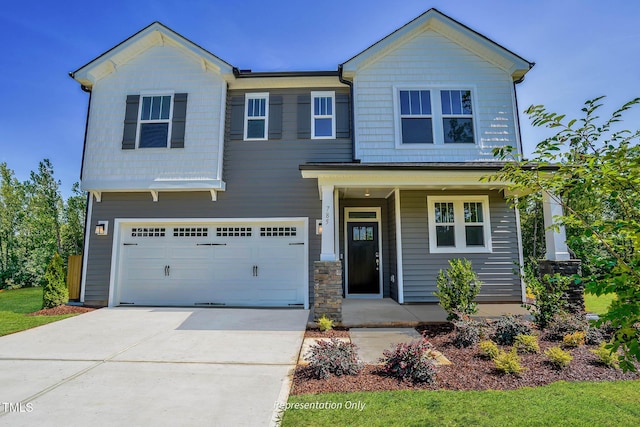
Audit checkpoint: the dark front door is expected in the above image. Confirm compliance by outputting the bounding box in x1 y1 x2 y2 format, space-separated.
347 222 380 294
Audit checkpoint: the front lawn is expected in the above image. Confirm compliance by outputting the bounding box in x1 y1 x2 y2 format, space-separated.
0 287 77 336
584 292 616 315
282 380 640 426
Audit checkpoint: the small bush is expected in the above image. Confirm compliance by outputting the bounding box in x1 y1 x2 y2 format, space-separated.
494 348 525 375
544 311 588 341
562 331 586 348
491 315 532 345
545 346 573 369
434 259 482 321
514 334 540 354
524 270 570 329
306 338 363 379
452 317 482 348
42 253 68 309
585 326 605 346
380 339 437 384
317 315 334 332
478 340 499 359
590 342 620 369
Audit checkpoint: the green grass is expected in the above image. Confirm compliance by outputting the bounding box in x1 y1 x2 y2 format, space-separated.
584 292 617 315
281 381 640 426
0 287 76 336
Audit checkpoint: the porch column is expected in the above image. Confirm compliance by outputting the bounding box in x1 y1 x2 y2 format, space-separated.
542 190 570 261
320 185 337 261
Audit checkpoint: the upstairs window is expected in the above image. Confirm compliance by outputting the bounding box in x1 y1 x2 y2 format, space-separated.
399 90 433 144
138 95 172 148
311 91 336 139
441 90 474 143
427 196 491 253
244 93 269 140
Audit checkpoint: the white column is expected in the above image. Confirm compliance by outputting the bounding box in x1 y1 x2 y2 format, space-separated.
542 190 571 261
320 185 337 261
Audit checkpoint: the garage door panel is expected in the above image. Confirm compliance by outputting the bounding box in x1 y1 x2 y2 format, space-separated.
117 221 306 307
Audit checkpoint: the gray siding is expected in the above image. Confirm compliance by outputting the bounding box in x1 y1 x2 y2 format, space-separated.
339 199 391 298
83 86 352 306
400 190 521 303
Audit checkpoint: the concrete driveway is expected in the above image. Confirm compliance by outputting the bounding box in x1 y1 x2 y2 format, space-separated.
0 307 308 426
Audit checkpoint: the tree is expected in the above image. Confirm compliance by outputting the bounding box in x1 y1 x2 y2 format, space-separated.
490 96 640 371
42 253 68 308
0 163 26 287
60 182 86 260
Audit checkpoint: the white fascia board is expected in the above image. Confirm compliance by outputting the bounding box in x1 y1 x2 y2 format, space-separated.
301 169 510 189
81 178 226 192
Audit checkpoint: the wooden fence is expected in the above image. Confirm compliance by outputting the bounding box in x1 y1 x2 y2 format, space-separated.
67 255 82 300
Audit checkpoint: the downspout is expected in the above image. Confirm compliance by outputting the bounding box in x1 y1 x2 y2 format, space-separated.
338 64 357 162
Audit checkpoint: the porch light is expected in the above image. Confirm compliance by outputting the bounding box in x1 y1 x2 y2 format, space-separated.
364 189 371 197
316 219 323 235
95 221 109 236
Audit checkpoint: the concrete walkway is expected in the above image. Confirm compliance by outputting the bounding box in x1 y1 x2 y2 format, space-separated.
0 307 308 427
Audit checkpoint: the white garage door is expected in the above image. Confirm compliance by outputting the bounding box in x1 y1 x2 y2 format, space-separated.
115 221 306 307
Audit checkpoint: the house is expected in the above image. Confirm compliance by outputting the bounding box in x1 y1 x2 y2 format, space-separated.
70 9 569 311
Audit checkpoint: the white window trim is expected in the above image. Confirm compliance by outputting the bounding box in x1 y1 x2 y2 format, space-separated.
427 195 492 254
393 86 479 149
311 91 336 139
136 91 174 149
244 92 269 141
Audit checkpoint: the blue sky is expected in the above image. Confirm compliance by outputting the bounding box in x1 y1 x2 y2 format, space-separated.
1 0 639 196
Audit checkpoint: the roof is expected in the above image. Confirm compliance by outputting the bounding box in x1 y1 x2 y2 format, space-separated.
299 162 559 171
70 22 235 88
340 8 534 82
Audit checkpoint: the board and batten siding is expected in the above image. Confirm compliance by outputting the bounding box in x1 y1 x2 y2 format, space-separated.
400 190 522 303
353 29 519 162
82 44 226 190
83 87 352 306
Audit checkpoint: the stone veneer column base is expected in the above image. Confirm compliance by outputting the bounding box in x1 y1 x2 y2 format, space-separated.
313 261 343 323
538 259 584 313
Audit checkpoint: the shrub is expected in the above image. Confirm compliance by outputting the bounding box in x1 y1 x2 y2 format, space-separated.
42 253 68 309
524 271 571 329
434 259 482 321
494 348 525 375
590 342 620 369
585 326 605 346
380 339 437 384
545 346 573 369
479 340 499 359
491 315 532 345
562 331 586 348
544 311 588 341
514 334 540 354
305 338 363 379
452 317 482 348
317 315 334 332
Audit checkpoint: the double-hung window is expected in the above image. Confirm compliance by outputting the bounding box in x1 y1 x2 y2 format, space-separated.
427 196 491 253
311 91 335 139
244 93 269 140
399 90 433 144
138 95 172 148
397 88 475 145
441 90 474 143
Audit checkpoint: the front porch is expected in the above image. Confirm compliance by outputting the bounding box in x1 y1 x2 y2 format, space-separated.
308 298 530 328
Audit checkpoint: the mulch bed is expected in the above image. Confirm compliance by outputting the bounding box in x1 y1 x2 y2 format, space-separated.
305 327 351 338
291 323 639 395
28 305 96 316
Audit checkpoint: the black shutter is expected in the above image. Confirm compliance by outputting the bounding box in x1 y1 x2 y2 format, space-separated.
268 95 283 140
122 95 140 150
170 93 188 148
336 93 351 139
229 96 244 140
297 94 311 139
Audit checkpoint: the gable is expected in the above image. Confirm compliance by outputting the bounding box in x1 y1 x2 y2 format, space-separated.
341 8 532 82
71 22 234 88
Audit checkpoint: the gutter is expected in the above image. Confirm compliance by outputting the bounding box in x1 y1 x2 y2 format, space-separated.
338 64 357 162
